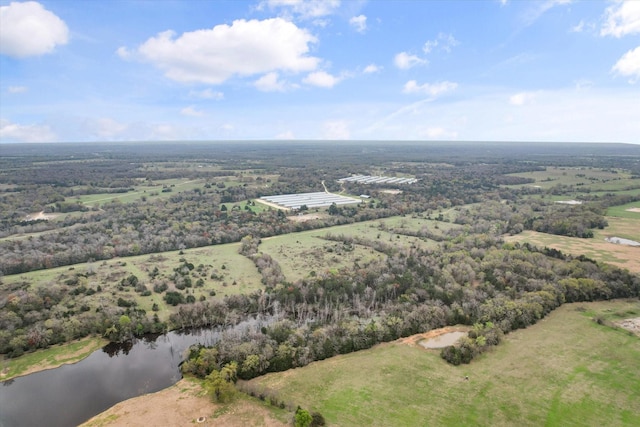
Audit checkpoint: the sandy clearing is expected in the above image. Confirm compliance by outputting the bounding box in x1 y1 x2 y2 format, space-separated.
626 208 640 213
81 379 287 427
288 213 327 223
398 326 470 348
616 318 640 336
25 211 57 221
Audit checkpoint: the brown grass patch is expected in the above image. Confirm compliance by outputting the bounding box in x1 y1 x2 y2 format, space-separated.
288 213 327 222
81 378 286 427
505 229 640 274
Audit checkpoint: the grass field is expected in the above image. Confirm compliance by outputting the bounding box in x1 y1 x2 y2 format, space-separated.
249 300 640 427
1 336 107 381
72 178 207 207
607 202 640 218
505 216 640 273
258 216 459 282
1 242 265 321
506 166 637 191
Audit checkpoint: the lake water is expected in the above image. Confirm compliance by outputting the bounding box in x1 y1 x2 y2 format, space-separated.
0 316 272 427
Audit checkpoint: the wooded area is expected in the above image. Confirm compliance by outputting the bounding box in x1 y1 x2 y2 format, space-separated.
1 141 639 365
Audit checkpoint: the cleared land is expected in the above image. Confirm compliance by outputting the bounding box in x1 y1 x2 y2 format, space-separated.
506 166 638 192
81 377 288 427
1 242 264 322
505 216 640 273
248 300 640 427
259 217 459 282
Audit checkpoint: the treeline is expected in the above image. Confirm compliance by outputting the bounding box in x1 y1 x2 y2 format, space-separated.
178 236 639 381
2 211 638 361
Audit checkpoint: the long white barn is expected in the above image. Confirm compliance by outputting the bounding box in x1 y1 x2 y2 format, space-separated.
338 175 418 185
260 192 361 210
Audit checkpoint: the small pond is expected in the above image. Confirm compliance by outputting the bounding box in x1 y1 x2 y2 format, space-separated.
605 236 640 247
418 331 467 349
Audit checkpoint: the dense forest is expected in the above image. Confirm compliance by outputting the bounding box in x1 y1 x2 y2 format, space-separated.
1 141 639 366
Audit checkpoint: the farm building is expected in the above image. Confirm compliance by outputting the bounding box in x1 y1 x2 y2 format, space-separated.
260 192 360 210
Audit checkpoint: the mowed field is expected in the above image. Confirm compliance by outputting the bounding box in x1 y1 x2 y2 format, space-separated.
248 300 640 427
505 216 640 273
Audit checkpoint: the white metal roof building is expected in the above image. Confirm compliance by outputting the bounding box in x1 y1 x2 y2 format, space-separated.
260 192 361 210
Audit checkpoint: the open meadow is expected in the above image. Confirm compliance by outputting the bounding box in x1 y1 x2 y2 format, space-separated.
505 216 640 273
1 242 264 323
248 300 640 427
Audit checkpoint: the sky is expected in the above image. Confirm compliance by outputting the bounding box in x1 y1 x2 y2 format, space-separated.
0 0 639 144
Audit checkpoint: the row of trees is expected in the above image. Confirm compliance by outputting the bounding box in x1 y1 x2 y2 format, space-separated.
178 234 639 381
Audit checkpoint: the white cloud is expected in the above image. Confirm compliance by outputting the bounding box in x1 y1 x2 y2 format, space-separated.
571 20 585 33
259 0 341 20
522 0 573 27
362 86 640 143
394 52 427 69
422 127 458 140
303 70 341 88
403 80 458 97
573 79 594 90
276 130 295 139
189 88 224 100
323 120 350 139
0 1 69 57
0 118 56 142
509 91 537 106
601 0 640 38
350 15 367 33
363 64 381 74
8 86 28 93
120 18 319 84
612 46 640 82
423 33 459 54
181 106 205 117
86 117 129 139
254 72 287 92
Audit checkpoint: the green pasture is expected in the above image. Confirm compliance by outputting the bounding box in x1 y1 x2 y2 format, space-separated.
507 167 638 193
259 231 384 283
71 178 207 207
1 242 264 322
1 336 107 381
607 201 640 218
257 216 461 282
250 300 640 427
221 200 271 214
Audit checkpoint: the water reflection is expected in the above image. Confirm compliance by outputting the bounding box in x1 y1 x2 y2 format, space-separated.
0 315 274 427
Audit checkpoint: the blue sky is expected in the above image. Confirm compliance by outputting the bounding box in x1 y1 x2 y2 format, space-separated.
1 0 639 143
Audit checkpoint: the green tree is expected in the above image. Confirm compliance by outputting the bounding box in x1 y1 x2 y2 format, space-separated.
295 407 313 427
205 362 238 403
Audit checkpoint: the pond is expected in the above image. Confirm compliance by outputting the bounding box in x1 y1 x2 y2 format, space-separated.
605 236 640 247
0 316 273 427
